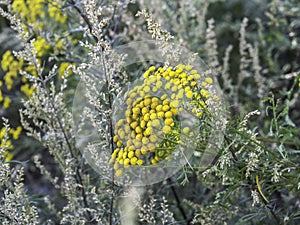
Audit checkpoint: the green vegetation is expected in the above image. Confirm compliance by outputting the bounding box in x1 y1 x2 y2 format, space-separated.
0 0 299 224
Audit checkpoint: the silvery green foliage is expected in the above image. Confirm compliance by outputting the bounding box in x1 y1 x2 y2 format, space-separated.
0 121 39 225
205 19 221 72
0 2 126 224
138 195 175 225
138 0 220 51
18 55 103 224
0 0 300 224
134 1 299 224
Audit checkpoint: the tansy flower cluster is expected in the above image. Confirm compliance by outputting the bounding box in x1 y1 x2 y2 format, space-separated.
0 50 74 109
11 0 74 56
0 1 76 109
0 50 37 104
0 126 22 162
48 1 68 24
12 0 45 30
32 36 51 58
12 0 67 31
58 62 74 79
110 64 216 177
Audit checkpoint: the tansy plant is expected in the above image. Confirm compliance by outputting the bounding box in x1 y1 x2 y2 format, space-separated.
0 125 22 161
0 0 75 109
110 63 219 178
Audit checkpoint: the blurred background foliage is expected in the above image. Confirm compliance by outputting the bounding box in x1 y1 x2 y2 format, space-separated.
0 0 299 224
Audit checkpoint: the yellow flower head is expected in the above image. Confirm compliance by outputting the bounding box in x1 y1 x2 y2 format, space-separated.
110 64 216 177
